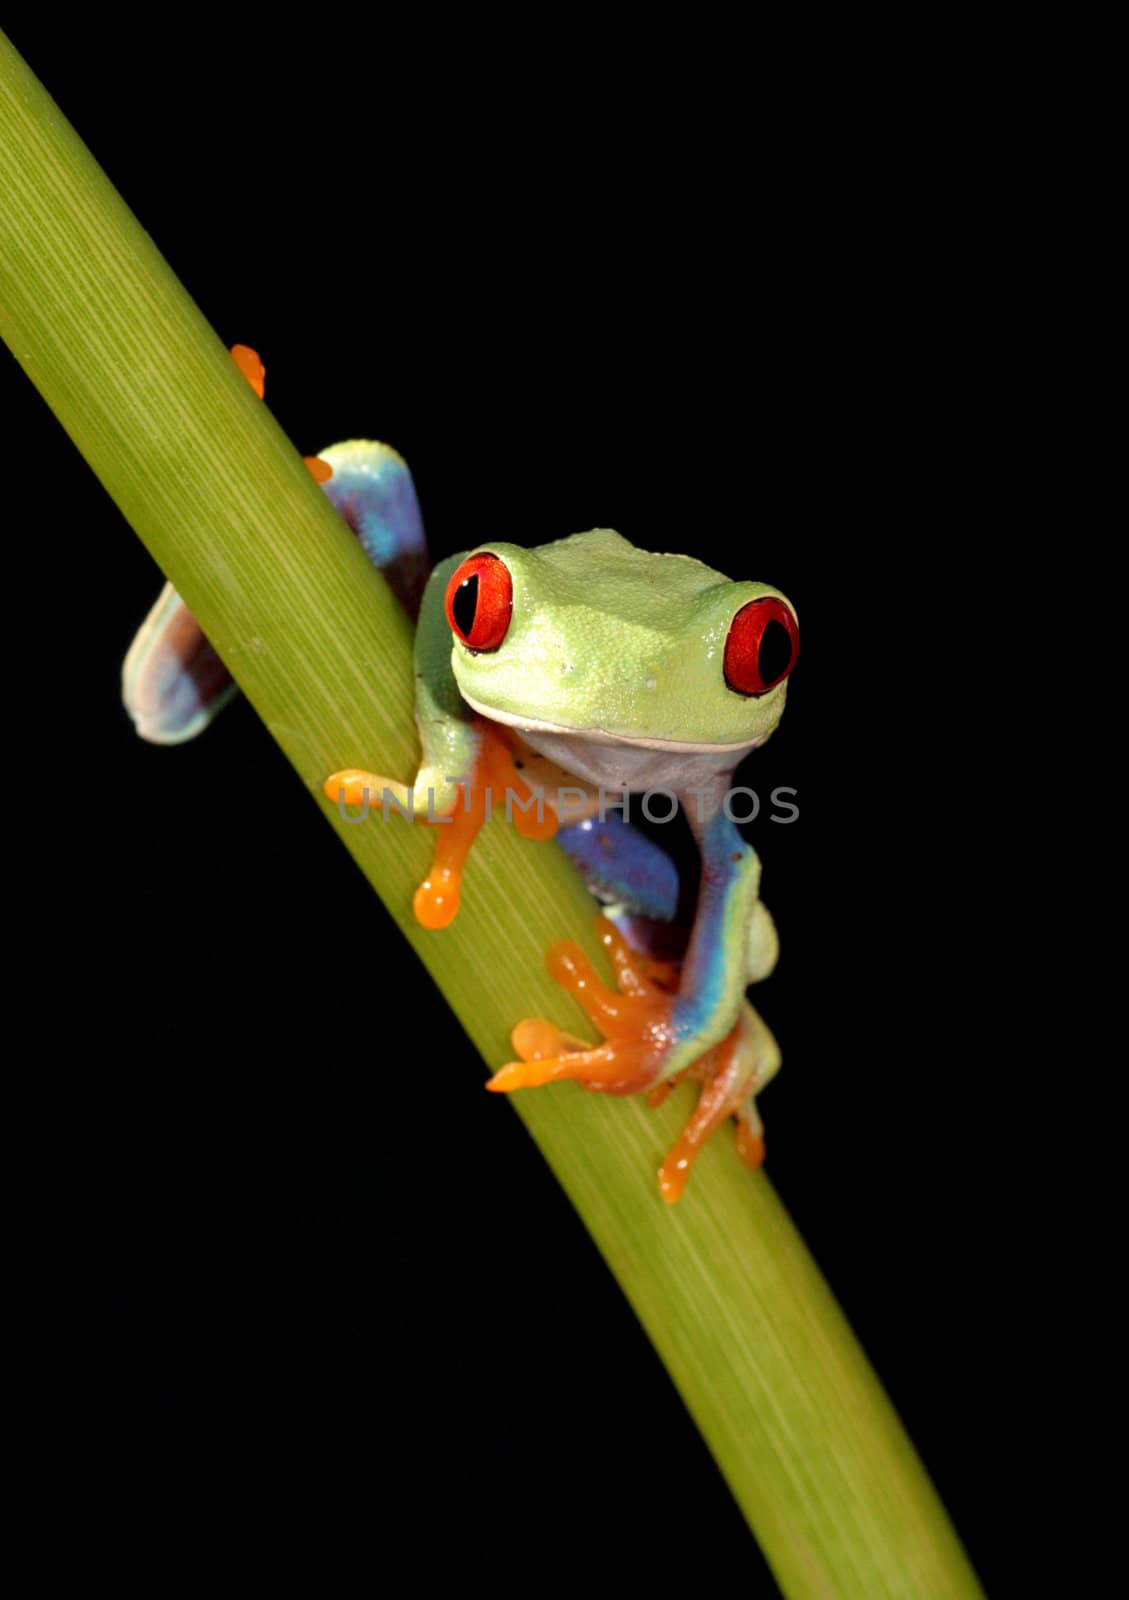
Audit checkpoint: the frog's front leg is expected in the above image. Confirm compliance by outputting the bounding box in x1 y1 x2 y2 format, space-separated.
328 720 556 929
326 550 558 925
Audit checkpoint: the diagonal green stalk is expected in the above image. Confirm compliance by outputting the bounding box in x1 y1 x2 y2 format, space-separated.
1 34 982 1598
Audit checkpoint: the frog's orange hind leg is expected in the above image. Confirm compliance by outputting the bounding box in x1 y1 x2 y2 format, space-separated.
655 1003 776 1202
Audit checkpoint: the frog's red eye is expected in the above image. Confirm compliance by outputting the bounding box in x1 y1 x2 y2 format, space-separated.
444 553 513 652
724 597 799 696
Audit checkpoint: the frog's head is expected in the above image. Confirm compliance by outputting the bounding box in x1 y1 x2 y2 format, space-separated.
443 529 798 755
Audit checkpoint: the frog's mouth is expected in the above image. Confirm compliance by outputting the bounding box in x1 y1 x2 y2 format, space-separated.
458 690 760 755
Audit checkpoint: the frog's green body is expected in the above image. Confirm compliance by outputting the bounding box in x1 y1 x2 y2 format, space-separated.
326 491 798 1202
123 356 798 1201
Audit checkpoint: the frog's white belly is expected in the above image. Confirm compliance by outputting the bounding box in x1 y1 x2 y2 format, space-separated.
459 689 758 797
513 724 747 796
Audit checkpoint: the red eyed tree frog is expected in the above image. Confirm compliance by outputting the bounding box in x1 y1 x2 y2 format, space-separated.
123 348 799 1203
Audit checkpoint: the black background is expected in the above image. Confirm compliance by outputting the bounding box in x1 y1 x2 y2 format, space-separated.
5 21 1026 1592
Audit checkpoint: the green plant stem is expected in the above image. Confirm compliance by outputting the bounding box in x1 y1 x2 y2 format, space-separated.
1 34 982 1598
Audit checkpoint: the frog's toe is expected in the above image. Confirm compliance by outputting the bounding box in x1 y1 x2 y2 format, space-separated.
510 1017 588 1061
735 1108 766 1171
488 1012 659 1094
489 1039 661 1096
324 768 410 811
325 769 368 807
594 914 679 994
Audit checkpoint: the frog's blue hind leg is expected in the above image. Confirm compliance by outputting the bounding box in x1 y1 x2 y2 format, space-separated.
315 440 428 620
557 813 777 980
557 812 699 969
122 437 426 744
122 584 240 745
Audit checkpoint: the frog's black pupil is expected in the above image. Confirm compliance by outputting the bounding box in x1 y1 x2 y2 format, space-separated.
758 619 793 687
453 575 479 638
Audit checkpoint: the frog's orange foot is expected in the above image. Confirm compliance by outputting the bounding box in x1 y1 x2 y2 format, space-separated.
229 344 332 480
487 917 683 1098
325 769 385 810
230 343 266 396
487 916 772 1204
